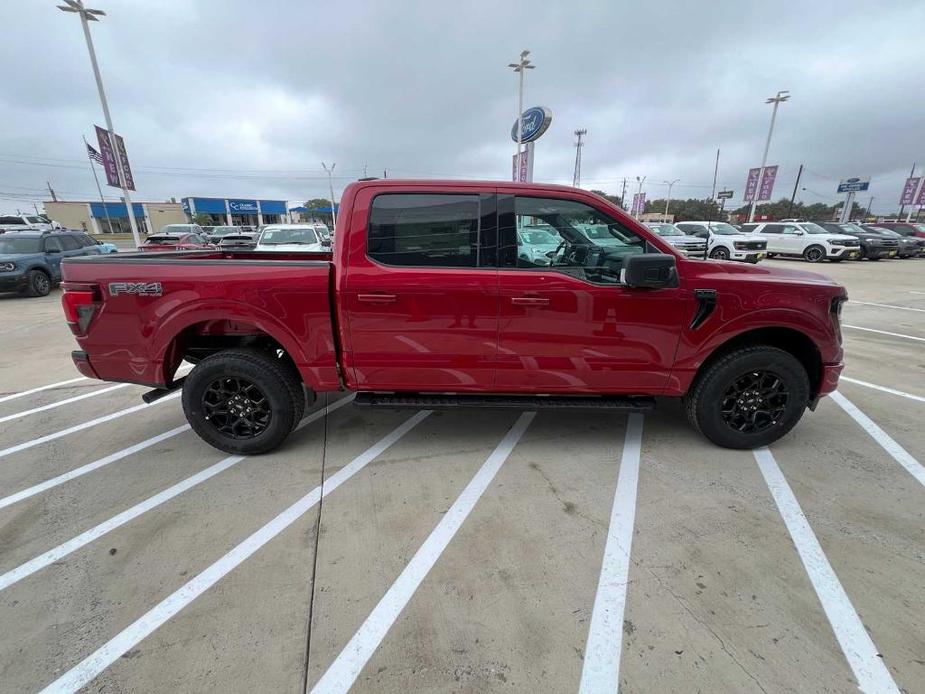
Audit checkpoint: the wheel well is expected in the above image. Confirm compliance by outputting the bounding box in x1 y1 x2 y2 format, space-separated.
164 320 301 386
696 327 822 395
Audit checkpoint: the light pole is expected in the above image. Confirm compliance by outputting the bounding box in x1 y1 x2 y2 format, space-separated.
572 129 587 187
58 0 142 248
664 179 680 218
322 162 337 229
508 50 534 181
748 90 790 223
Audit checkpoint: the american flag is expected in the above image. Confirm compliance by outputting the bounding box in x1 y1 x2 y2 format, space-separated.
86 143 104 165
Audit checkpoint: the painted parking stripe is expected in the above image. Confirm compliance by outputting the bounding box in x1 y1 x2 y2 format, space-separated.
843 325 925 343
839 378 925 404
851 301 925 313
311 412 535 694
0 377 88 405
830 391 925 488
0 396 354 593
578 413 644 694
38 407 427 694
753 447 900 694
0 393 181 461
0 383 129 425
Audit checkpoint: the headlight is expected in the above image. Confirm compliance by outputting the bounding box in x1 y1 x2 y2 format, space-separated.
733 242 747 250
0 262 15 272
828 240 847 246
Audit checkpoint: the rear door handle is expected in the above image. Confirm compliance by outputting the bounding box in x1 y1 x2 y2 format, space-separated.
511 296 550 306
358 293 397 304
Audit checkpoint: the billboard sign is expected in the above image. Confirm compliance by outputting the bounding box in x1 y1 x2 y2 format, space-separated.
94 125 120 188
112 133 135 191
716 190 734 199
837 177 870 193
743 168 761 202
510 106 553 143
916 180 925 206
229 199 259 213
900 177 921 205
758 165 778 201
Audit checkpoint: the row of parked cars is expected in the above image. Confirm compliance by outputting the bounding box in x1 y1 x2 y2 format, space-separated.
139 223 332 253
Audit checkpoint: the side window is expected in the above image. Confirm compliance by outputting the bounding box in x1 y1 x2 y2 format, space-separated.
44 237 64 252
759 224 780 234
77 234 96 247
781 225 800 235
739 224 758 233
502 196 647 284
368 193 481 267
60 235 82 251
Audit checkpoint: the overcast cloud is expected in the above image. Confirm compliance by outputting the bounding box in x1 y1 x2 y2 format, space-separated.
1 0 922 214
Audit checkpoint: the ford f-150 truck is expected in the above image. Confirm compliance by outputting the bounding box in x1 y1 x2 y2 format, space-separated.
59 180 847 454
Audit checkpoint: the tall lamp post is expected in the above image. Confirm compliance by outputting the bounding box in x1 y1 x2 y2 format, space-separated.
634 176 646 218
508 50 534 181
322 162 337 229
664 179 680 218
748 90 789 223
58 0 142 248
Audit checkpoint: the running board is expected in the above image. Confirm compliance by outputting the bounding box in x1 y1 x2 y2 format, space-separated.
353 392 655 411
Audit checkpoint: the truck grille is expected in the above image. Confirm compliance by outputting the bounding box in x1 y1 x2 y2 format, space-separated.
739 241 766 250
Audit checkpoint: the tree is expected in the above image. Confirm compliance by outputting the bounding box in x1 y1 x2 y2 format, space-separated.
303 198 334 225
192 213 213 226
643 198 720 222
590 189 624 209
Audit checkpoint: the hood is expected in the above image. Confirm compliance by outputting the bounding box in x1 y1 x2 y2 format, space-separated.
817 233 857 242
728 233 766 243
662 236 703 246
699 259 840 286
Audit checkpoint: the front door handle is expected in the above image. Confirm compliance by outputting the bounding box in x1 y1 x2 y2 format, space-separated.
358 293 397 304
511 296 550 306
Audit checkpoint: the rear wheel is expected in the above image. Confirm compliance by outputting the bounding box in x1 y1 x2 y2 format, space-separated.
683 346 809 449
803 245 825 263
24 269 51 297
182 348 306 455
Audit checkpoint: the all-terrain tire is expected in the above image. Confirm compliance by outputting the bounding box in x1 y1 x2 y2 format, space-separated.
24 269 51 297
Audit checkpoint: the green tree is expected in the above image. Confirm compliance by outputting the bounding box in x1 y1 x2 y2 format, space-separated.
303 198 334 225
643 198 720 222
590 189 624 209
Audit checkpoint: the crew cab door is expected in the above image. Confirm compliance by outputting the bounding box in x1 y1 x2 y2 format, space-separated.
343 190 499 391
42 235 66 279
495 194 688 393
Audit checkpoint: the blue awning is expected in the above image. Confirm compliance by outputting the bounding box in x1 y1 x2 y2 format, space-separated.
90 202 145 218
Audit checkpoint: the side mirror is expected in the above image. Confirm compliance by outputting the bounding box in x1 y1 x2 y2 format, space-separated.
793 230 804 236
622 253 676 289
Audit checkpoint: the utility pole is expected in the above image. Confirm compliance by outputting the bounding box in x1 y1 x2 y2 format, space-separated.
59 0 142 247
46 181 58 202
508 50 534 181
899 162 915 220
620 178 627 210
787 163 803 218
710 148 719 201
664 179 680 219
322 162 337 228
572 129 587 187
748 90 790 223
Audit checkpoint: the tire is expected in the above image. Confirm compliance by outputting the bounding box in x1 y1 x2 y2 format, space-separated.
182 348 306 455
709 247 729 260
867 256 880 261
683 346 810 449
803 245 825 263
829 258 843 263
24 269 51 297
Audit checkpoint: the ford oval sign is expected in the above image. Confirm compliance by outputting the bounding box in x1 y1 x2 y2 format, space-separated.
511 106 553 143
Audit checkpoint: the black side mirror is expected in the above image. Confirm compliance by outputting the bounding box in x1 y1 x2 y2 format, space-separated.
622 253 676 289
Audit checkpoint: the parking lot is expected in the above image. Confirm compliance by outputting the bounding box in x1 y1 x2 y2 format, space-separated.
0 257 922 693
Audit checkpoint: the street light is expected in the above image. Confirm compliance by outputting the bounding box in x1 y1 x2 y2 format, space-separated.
321 162 337 229
58 0 142 248
748 90 790 223
508 50 534 181
634 176 646 218
664 179 680 218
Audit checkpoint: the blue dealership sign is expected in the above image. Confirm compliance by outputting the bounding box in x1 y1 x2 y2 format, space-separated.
229 199 258 213
511 106 553 143
836 177 870 193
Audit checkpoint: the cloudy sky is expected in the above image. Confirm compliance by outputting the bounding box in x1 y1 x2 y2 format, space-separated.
1 0 922 215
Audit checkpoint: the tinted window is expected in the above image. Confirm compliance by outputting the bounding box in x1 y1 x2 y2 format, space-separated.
675 223 697 233
368 193 480 267
0 237 42 254
0 216 26 225
44 237 64 252
503 196 647 284
760 224 784 234
77 234 96 247
59 235 82 251
739 224 758 233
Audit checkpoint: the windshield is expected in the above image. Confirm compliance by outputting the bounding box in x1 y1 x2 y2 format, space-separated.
648 224 684 237
519 229 559 245
209 227 238 236
259 228 319 245
0 237 43 254
836 223 864 235
709 223 740 236
26 216 47 224
577 224 632 245
144 236 178 244
160 225 191 234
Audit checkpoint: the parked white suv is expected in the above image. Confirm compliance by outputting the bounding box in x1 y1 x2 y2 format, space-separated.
674 221 767 263
255 224 329 252
740 221 861 263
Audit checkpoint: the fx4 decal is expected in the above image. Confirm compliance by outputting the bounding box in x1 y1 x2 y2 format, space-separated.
108 282 163 297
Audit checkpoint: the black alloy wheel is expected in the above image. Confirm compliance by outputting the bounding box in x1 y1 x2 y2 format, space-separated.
201 377 271 439
720 370 789 434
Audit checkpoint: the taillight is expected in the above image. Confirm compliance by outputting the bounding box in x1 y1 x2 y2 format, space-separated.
62 283 101 336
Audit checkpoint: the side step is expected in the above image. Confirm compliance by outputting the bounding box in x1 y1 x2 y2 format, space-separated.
354 392 655 411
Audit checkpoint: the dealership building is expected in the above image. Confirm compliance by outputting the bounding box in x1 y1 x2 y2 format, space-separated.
43 200 186 235
181 197 290 227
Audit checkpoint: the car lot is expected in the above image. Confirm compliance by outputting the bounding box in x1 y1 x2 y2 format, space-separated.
0 258 923 693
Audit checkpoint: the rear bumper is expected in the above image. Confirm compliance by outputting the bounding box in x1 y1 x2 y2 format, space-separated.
71 350 100 380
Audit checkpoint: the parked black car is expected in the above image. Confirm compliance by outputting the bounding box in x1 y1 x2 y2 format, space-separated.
217 233 258 250
817 222 898 260
861 226 925 258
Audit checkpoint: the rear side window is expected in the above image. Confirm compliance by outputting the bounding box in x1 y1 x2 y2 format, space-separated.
77 234 96 247
760 224 783 233
739 224 758 233
60 235 82 251
44 237 64 252
368 193 480 267
0 216 25 225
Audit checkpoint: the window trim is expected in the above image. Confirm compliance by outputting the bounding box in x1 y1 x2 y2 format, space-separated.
364 191 495 270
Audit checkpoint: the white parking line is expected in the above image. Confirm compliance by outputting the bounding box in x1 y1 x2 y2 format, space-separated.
0 396 354 593
0 392 180 461
311 412 535 694
839 378 925 404
0 383 129 425
850 301 925 313
0 377 88 405
37 406 426 694
753 447 900 694
843 325 925 343
579 413 644 694
830 391 925 489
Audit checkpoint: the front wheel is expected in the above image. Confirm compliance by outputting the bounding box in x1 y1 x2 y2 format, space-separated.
683 346 809 449
709 247 729 260
803 245 825 263
182 348 306 455
24 269 51 297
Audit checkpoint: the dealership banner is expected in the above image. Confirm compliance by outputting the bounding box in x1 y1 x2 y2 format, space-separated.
743 168 761 202
631 192 646 215
94 125 120 188
900 177 921 205
112 133 136 191
916 180 925 206
758 165 778 201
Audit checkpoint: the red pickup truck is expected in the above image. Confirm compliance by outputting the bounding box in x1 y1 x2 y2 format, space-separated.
60 180 847 454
